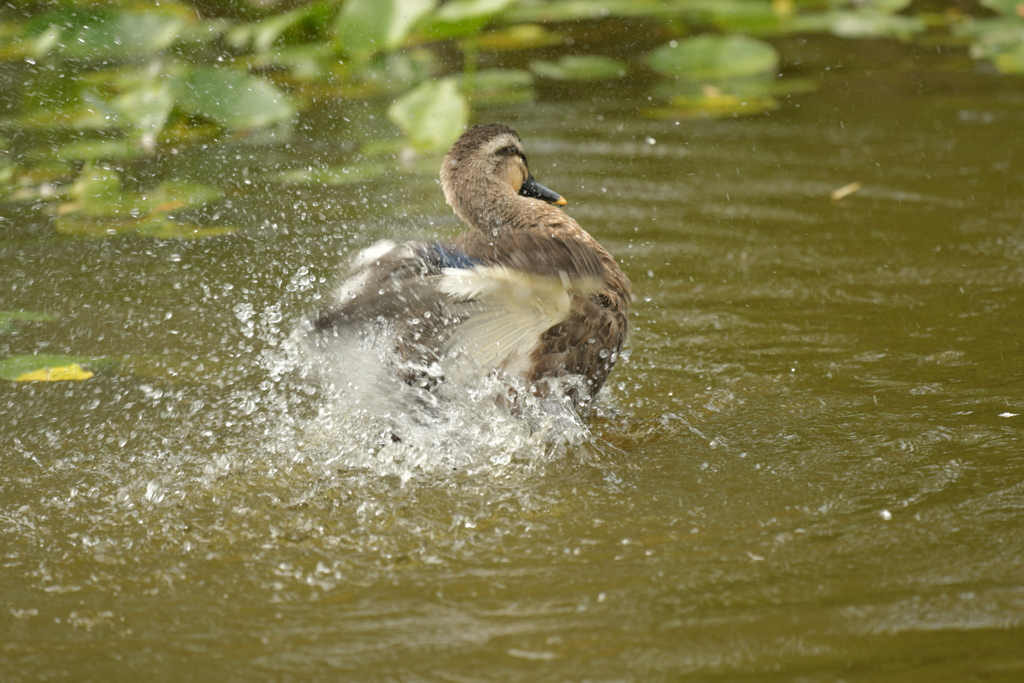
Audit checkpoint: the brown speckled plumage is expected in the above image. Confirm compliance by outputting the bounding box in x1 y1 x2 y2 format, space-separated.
315 123 631 409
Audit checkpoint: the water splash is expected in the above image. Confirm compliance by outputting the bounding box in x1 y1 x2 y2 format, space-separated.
285 316 592 482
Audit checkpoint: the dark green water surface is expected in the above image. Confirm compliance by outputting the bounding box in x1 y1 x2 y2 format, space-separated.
2 38 1023 681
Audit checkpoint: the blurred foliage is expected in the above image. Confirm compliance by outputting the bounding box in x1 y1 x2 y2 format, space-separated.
531 54 627 79
0 310 56 335
0 0 1021 241
0 353 118 381
957 0 1024 73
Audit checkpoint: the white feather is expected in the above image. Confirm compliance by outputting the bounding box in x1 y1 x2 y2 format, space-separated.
352 239 398 269
333 240 410 303
438 265 573 374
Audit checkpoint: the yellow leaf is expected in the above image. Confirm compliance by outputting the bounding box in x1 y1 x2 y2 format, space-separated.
15 363 94 382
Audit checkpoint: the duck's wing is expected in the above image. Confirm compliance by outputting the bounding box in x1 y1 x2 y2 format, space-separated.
438 264 602 375
312 238 603 378
313 241 473 332
449 215 630 396
453 228 606 288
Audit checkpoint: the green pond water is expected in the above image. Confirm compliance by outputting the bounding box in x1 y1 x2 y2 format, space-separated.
3 36 1024 681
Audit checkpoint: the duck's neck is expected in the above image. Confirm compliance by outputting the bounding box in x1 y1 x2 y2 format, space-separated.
450 180 532 236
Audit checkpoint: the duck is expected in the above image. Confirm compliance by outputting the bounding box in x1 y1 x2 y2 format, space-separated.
312 123 631 415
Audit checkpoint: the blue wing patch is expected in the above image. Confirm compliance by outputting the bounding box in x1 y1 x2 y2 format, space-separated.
422 243 481 270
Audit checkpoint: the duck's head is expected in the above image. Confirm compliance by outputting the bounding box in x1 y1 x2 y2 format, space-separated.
441 124 566 228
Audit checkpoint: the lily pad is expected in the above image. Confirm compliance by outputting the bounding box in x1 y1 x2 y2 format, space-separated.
0 354 117 382
955 17 1024 38
60 165 195 217
644 88 779 120
503 0 681 23
53 166 231 239
15 90 122 132
863 0 915 10
474 24 563 50
980 0 1024 14
388 78 469 151
957 17 1024 74
782 11 926 40
242 42 335 82
647 35 779 81
174 18 234 47
434 0 516 22
531 55 627 80
335 0 437 60
51 138 145 163
226 3 330 53
62 163 122 210
113 81 176 151
648 73 816 119
990 43 1024 73
26 8 184 61
0 310 55 335
178 68 294 131
681 0 782 34
418 0 515 40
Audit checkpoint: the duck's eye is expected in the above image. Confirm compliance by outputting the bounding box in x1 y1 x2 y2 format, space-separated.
496 145 528 167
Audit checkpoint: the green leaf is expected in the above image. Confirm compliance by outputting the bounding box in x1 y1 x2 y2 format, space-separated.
0 310 56 335
503 0 680 22
335 0 437 59
434 0 514 22
143 181 224 212
991 46 1024 72
388 77 468 151
66 163 123 210
0 354 116 381
531 55 627 81
980 0 1024 15
53 139 145 163
957 16 1024 73
226 2 332 53
783 11 926 40
835 0 914 11
174 19 233 46
15 90 122 132
644 92 779 120
27 9 184 61
418 0 515 39
178 68 294 130
474 24 563 50
55 164 227 238
242 42 334 81
954 17 1024 39
680 0 781 34
646 35 779 81
113 81 176 150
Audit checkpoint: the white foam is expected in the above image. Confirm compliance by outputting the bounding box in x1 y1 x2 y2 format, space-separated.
295 318 590 481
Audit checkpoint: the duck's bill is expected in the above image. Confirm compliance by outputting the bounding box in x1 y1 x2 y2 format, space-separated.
520 175 567 205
